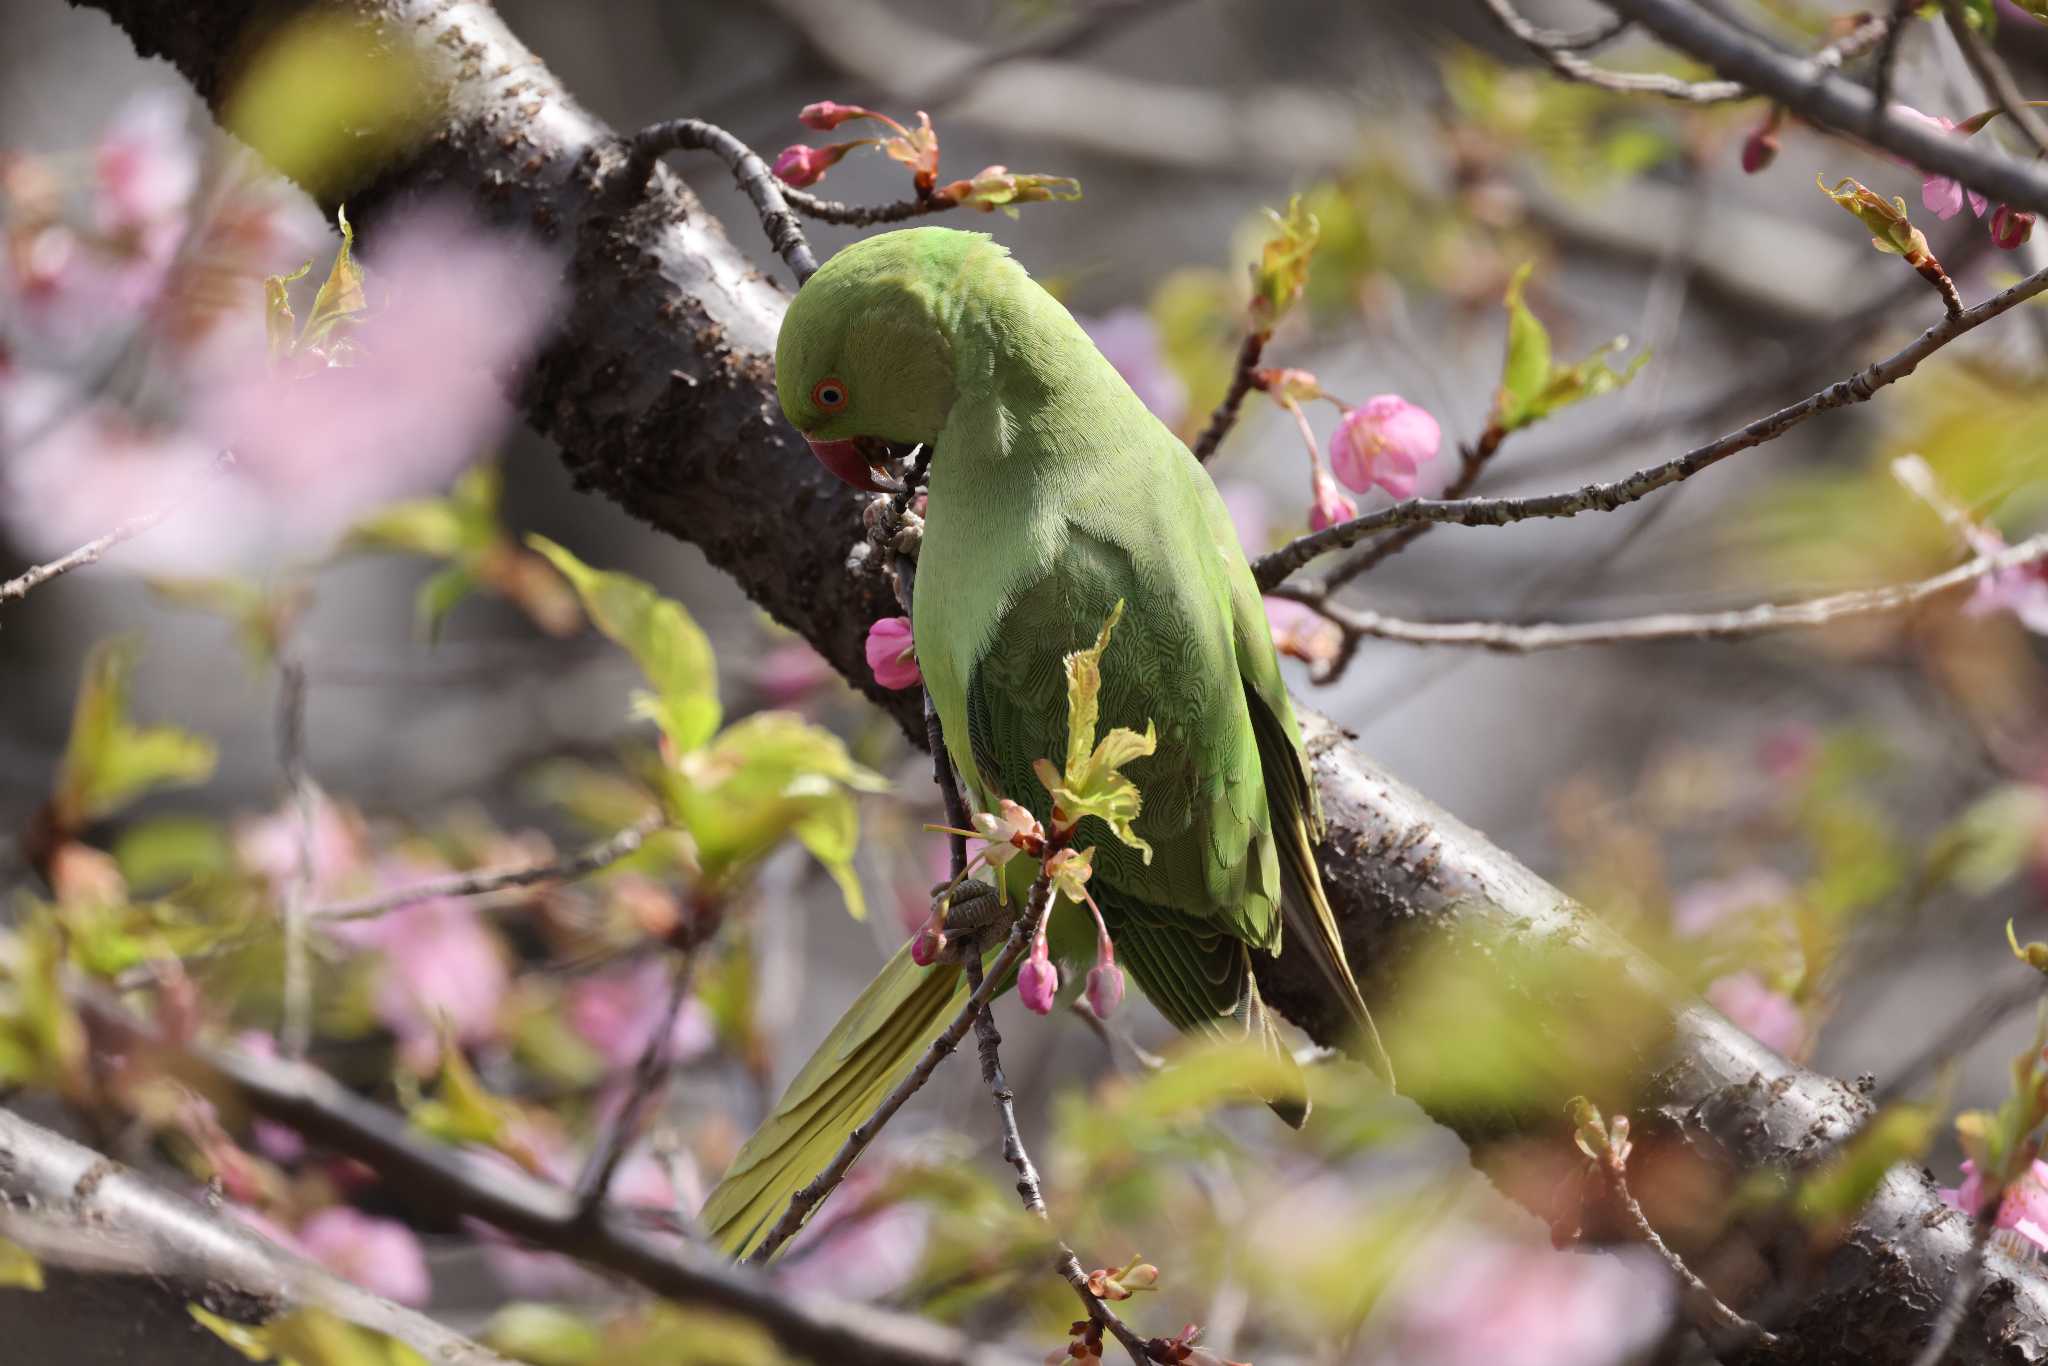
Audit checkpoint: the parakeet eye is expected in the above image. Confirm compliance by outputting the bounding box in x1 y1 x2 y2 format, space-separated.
811 377 849 412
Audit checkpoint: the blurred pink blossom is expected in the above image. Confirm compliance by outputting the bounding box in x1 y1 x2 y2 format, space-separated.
1330 394 1440 500
1264 595 1340 669
3 201 560 574
565 958 715 1072
1758 722 1820 784
755 638 837 709
1081 307 1188 429
865 616 920 690
1366 1229 1672 1366
336 865 509 1070
93 90 197 239
1705 971 1806 1057
1670 868 1794 939
474 1136 687 1296
1962 524 2048 635
1940 1158 2048 1252
234 1031 308 1164
1217 480 1270 554
297 1206 432 1307
234 789 367 899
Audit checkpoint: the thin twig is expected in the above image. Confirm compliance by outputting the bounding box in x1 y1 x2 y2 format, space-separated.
0 504 176 604
1275 528 2048 652
745 878 1054 1266
1909 1206 1998 1366
1878 976 2044 1105
1942 0 2048 159
572 944 703 1217
277 657 317 1060
313 811 667 924
623 118 820 283
1250 262 2048 589
1190 332 1266 464
0 450 233 605
781 186 952 228
1604 1152 1779 1350
961 956 1150 1364
1872 0 1917 116
1480 0 1748 103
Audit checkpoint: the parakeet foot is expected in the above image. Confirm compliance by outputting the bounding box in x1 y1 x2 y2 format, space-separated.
932 878 1011 961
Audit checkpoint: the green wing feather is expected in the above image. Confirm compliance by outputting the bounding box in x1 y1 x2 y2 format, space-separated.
699 945 968 1258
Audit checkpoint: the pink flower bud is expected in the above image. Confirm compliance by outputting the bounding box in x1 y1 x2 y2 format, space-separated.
1739 125 1778 175
910 924 945 967
864 615 920 690
1308 468 1357 533
1329 394 1440 499
771 141 859 188
799 101 870 131
1992 203 2036 250
1086 961 1124 1019
1019 936 1058 1015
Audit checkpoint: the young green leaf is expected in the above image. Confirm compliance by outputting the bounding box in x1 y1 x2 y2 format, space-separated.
1249 195 1319 333
1034 601 1158 860
53 638 217 831
1491 262 1648 434
0 1238 43 1292
300 205 369 355
527 536 721 753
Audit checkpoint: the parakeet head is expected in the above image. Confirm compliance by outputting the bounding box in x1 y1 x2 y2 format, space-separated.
775 227 998 489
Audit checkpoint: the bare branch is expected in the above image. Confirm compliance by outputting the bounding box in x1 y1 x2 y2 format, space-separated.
624 118 819 283
572 944 702 1216
0 504 176 604
313 811 666 925
1479 0 1746 102
0 1108 512 1366
1598 1147 1779 1351
1942 0 2048 160
72 991 1025 1366
1600 0 2048 214
1277 529 2048 653
276 657 318 1059
1251 263 2048 589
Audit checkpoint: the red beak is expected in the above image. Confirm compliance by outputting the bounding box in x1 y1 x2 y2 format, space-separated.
806 436 890 492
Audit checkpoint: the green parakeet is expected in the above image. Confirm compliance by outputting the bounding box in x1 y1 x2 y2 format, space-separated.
701 226 1383 1258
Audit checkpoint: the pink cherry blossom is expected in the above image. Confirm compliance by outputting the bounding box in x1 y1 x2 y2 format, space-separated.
1705 971 1806 1058
1019 932 1059 1015
565 958 714 1072
1329 394 1440 499
1309 467 1357 532
1896 107 1990 221
1992 203 2037 250
1962 524 2048 634
865 615 921 689
799 101 872 132
1940 1159 2048 1252
297 1207 431 1306
1081 307 1188 428
755 638 837 708
771 142 861 188
1264 594 1341 669
1365 1229 1671 1366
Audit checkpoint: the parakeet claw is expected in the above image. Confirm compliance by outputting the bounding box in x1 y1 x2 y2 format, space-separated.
933 878 1011 960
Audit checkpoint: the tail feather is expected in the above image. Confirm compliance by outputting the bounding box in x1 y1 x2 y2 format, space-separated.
701 945 968 1258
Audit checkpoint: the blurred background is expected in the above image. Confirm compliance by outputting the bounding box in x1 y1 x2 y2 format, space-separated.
7 0 2048 1360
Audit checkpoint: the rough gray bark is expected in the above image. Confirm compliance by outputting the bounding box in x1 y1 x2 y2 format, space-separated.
58 1 2048 1362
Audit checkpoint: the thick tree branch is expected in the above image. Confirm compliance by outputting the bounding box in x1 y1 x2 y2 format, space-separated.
0 1107 511 1366
1601 0 2048 214
69 2 2048 1360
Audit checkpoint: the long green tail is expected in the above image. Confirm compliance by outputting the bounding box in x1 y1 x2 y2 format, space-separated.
700 943 970 1258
